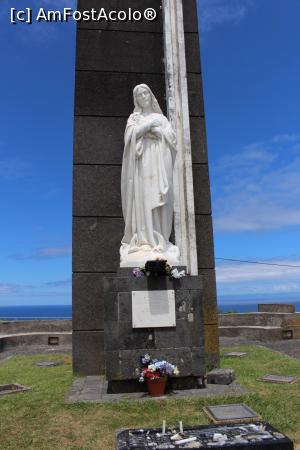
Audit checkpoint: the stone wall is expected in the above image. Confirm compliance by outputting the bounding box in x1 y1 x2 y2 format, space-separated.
0 320 72 335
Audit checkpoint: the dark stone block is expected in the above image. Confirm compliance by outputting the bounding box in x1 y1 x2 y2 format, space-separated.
118 292 132 321
77 0 163 33
73 272 115 330
198 269 218 324
73 165 122 217
104 275 202 293
73 217 123 272
192 165 212 214
76 30 164 73
105 321 155 351
106 348 196 380
207 368 236 385
205 352 220 371
72 331 105 375
74 116 126 164
195 215 215 269
190 117 208 164
109 376 202 393
104 292 118 322
185 33 201 73
183 0 199 33
175 289 195 321
75 71 166 117
204 323 220 354
154 320 203 348
108 378 147 393
105 351 122 380
191 348 206 375
187 73 204 116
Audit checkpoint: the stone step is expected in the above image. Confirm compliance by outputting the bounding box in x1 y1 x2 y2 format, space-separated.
219 326 282 341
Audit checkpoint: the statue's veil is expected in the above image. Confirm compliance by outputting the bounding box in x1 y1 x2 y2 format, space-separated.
133 84 163 115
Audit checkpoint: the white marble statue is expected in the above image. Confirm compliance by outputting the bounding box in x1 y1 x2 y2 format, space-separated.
120 84 180 267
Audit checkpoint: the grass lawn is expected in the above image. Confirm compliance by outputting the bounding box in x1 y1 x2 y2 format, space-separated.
0 346 299 450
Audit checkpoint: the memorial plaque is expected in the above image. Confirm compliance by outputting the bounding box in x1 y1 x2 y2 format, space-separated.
258 374 299 384
116 422 294 450
35 361 63 368
132 290 176 328
224 352 247 358
203 404 261 424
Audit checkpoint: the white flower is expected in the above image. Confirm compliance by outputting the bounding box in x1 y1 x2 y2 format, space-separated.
173 367 180 376
171 268 186 279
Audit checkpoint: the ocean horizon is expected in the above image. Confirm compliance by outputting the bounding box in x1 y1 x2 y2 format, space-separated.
0 301 299 320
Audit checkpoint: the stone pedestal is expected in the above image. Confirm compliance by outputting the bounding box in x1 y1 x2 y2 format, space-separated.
104 271 205 392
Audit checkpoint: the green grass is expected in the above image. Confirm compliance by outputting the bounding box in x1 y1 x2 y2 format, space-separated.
0 347 299 450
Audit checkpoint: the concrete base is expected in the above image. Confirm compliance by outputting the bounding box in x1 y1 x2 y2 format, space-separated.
104 273 205 391
66 376 247 403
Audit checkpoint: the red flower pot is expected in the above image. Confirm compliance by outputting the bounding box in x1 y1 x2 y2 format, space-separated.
147 376 167 397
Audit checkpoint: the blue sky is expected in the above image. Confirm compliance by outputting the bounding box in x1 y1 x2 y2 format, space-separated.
0 0 300 307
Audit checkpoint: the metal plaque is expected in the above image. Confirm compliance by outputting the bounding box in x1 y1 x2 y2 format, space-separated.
203 404 261 424
258 374 299 384
132 290 176 328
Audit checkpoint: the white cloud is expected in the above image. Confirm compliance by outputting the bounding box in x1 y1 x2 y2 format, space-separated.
0 157 32 181
198 0 253 32
212 134 300 232
36 246 71 259
216 258 300 283
0 279 71 300
216 257 300 296
9 245 71 260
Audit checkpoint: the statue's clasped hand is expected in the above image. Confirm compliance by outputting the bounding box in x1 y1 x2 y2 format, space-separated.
151 126 162 140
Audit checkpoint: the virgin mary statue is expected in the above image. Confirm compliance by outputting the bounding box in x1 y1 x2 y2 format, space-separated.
120 84 180 266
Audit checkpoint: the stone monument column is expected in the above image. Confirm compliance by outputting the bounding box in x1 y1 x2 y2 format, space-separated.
72 0 219 376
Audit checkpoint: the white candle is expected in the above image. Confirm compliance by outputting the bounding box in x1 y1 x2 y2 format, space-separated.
179 421 183 434
175 437 197 446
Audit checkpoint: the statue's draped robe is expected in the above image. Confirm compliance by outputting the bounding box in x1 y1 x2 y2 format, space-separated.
121 112 177 255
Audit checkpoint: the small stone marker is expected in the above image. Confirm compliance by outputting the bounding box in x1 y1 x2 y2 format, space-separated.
224 352 247 358
258 374 298 384
207 368 235 385
203 404 261 424
35 361 63 368
0 383 31 396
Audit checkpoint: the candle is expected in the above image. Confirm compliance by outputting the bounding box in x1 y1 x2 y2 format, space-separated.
179 421 183 434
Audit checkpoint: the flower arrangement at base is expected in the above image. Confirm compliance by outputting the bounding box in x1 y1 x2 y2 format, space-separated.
136 354 179 384
132 258 186 279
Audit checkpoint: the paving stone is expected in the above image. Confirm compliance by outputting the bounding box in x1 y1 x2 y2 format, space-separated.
66 377 248 403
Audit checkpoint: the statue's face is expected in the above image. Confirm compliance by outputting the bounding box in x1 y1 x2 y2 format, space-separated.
136 87 151 109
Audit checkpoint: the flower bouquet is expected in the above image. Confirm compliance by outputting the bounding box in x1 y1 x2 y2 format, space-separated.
136 354 179 396
132 259 186 280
